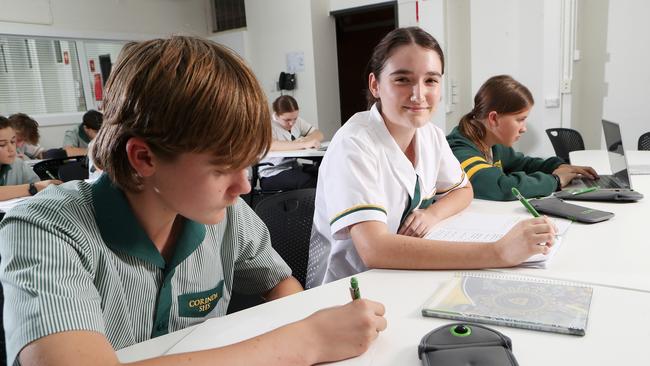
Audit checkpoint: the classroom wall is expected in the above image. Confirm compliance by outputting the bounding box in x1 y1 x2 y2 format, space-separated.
572 0 609 149
0 0 210 148
443 0 471 133
310 0 342 140
602 0 650 151
469 0 562 157
244 0 321 135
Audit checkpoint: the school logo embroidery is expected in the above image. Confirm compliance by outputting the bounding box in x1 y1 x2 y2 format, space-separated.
177 281 224 317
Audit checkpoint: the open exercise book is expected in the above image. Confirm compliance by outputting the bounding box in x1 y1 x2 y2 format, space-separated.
425 212 572 268
422 273 593 336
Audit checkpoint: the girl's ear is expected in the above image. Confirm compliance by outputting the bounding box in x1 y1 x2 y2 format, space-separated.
126 137 156 178
487 111 500 128
369 73 380 99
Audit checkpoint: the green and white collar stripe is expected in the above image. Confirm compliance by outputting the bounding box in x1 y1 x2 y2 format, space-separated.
0 175 291 365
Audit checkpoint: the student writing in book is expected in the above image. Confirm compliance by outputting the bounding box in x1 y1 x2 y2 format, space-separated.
446 75 598 200
307 27 557 287
0 36 386 366
0 116 61 200
258 95 324 191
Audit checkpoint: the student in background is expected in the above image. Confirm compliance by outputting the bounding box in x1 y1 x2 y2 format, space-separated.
308 27 557 287
258 95 323 191
62 109 103 156
8 113 45 159
0 116 61 200
0 36 385 366
446 75 598 201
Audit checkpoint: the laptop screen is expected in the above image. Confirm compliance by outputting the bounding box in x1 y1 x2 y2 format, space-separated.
602 119 630 186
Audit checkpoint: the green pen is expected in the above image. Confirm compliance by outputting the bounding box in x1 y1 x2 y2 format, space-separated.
571 186 599 195
511 187 540 217
349 277 361 300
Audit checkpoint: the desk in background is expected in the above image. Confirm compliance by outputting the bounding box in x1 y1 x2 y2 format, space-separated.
264 148 326 159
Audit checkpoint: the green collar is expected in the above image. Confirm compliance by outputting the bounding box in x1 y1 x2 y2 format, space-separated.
91 174 206 270
0 163 12 186
78 123 91 144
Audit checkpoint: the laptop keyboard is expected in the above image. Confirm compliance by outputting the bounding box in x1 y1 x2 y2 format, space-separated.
583 175 622 189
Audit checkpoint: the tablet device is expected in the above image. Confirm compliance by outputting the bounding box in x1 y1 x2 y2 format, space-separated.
554 189 643 202
529 196 614 223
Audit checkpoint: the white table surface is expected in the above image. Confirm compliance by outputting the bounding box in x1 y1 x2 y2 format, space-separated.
118 270 650 365
265 148 326 158
113 149 650 363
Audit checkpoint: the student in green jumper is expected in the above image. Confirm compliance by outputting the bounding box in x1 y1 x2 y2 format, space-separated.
446 75 598 200
0 116 61 200
62 109 103 156
0 37 386 366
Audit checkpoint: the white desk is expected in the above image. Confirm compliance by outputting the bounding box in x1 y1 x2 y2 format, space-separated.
117 270 650 365
116 149 650 363
265 148 326 159
570 149 650 175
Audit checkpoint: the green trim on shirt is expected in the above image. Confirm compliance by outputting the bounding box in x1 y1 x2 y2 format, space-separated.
329 204 387 226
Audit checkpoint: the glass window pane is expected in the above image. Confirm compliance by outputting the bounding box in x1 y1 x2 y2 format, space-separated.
0 35 87 115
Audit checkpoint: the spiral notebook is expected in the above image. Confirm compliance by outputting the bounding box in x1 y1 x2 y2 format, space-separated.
421 273 593 336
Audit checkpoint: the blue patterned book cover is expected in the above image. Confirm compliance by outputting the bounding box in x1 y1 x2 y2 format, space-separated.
422 273 593 336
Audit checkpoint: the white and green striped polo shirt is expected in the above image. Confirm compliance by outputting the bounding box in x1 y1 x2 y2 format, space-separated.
0 174 291 365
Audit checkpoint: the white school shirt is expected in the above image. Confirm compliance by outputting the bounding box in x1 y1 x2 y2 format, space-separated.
307 104 468 287
258 114 315 178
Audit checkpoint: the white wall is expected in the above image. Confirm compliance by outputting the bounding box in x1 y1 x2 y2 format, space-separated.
244 0 321 135
0 0 209 40
572 0 608 149
1 0 210 148
602 0 650 151
469 0 562 157
310 0 341 139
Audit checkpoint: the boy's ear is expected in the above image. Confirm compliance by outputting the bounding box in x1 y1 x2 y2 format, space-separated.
126 137 156 177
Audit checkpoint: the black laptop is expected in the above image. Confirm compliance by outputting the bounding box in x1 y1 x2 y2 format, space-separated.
558 120 643 201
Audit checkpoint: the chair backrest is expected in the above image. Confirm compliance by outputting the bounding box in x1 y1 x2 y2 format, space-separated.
58 160 89 182
254 188 316 287
42 148 67 160
545 128 585 163
638 132 650 151
32 156 88 181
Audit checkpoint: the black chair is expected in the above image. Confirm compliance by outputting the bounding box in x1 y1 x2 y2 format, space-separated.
57 160 89 181
32 156 88 182
227 189 316 314
41 148 68 160
241 163 281 207
638 132 650 151
545 128 585 163
254 188 316 287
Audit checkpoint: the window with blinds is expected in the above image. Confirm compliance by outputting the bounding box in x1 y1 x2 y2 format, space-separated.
0 36 126 117
212 0 247 32
0 36 86 116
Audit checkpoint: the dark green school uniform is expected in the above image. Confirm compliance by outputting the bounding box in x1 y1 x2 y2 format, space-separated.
446 127 564 201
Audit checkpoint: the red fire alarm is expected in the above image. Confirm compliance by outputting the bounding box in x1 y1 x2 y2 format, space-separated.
89 59 96 72
63 51 69 65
